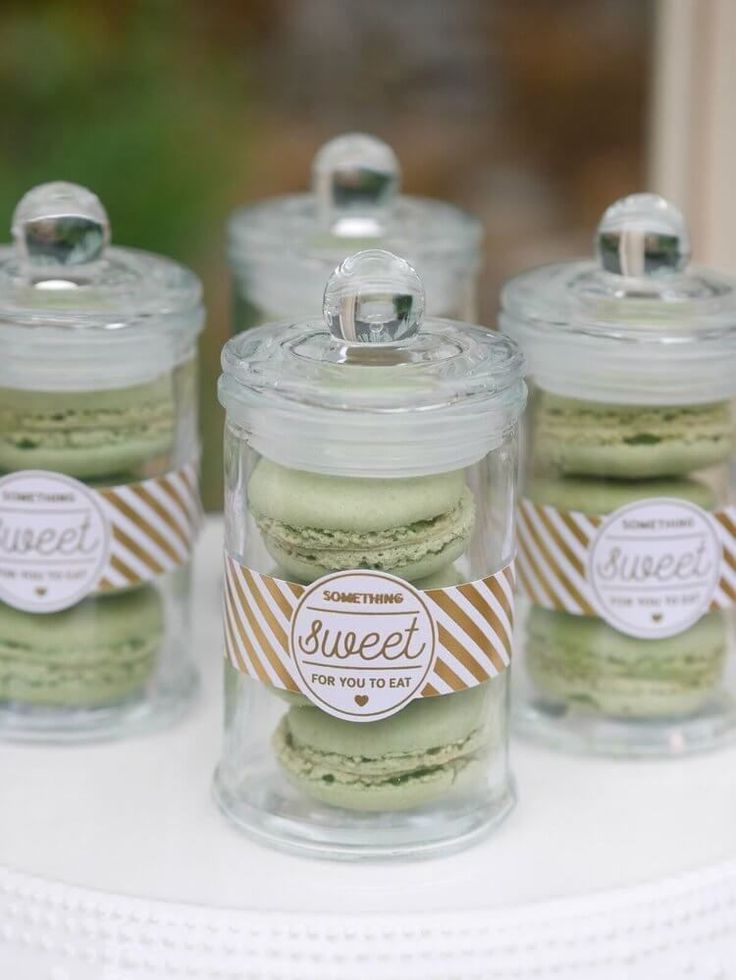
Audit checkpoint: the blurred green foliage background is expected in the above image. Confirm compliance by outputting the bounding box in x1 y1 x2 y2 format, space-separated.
0 0 653 509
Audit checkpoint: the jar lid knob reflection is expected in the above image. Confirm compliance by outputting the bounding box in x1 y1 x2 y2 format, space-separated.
323 249 424 346
12 181 110 274
312 133 400 237
595 193 690 277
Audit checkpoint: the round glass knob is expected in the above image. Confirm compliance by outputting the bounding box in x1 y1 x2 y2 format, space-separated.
323 249 424 345
12 181 110 269
596 193 690 277
312 133 400 237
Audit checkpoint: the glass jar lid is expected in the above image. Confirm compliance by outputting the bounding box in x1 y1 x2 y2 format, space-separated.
0 182 204 389
500 193 736 404
219 249 525 477
227 133 482 317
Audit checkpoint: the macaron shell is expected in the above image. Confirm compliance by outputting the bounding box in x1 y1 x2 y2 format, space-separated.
534 394 732 478
284 685 491 756
0 375 176 479
527 474 718 514
0 586 163 706
248 459 469 532
526 607 726 718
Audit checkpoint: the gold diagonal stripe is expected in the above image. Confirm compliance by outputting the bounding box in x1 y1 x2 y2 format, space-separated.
179 464 196 495
285 580 304 600
722 546 736 575
432 652 468 691
520 509 593 615
224 575 271 685
516 523 561 610
109 552 141 585
716 511 736 538
503 564 515 590
241 567 291 663
421 682 441 698
229 564 295 690
431 590 497 663
516 560 541 605
718 577 736 604
262 573 296 621
459 581 512 656
129 483 190 550
223 600 244 671
529 508 595 614
97 577 115 592
105 490 181 566
482 573 515 629
223 588 247 671
158 476 194 531
224 598 254 677
437 623 497 679
557 509 591 548
243 568 296 689
535 505 586 578
112 526 164 576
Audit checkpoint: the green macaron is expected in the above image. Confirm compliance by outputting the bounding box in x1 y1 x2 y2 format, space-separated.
533 392 732 479
273 684 500 811
248 459 475 585
0 586 163 707
525 606 727 718
0 374 176 480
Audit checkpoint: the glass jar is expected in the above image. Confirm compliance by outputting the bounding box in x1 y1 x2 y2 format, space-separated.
227 133 482 332
216 249 525 858
501 193 736 757
0 182 204 741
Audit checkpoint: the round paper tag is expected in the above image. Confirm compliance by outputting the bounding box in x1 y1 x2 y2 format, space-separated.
588 497 721 639
289 570 437 722
0 471 111 613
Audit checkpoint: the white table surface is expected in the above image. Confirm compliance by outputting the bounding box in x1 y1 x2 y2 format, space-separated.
1 519 735 979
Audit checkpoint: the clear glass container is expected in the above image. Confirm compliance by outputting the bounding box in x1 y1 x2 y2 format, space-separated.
216 249 525 859
227 133 482 331
0 182 205 741
500 193 736 757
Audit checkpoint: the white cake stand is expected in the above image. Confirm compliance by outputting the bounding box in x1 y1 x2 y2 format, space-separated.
1 520 735 980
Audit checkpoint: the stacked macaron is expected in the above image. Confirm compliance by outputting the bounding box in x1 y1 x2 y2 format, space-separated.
247 457 500 812
273 685 499 812
525 391 732 719
0 376 176 480
0 376 175 710
248 459 475 586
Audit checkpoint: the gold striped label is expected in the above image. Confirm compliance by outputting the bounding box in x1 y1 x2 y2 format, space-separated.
518 496 735 639
96 460 202 592
224 557 515 720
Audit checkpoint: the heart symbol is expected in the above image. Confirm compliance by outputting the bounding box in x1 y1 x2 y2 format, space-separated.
354 695 369 707
652 613 663 622
35 587 47 597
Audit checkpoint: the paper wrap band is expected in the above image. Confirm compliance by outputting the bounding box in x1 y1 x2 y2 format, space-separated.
223 558 515 722
96 460 202 592
517 496 736 640
0 462 202 614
